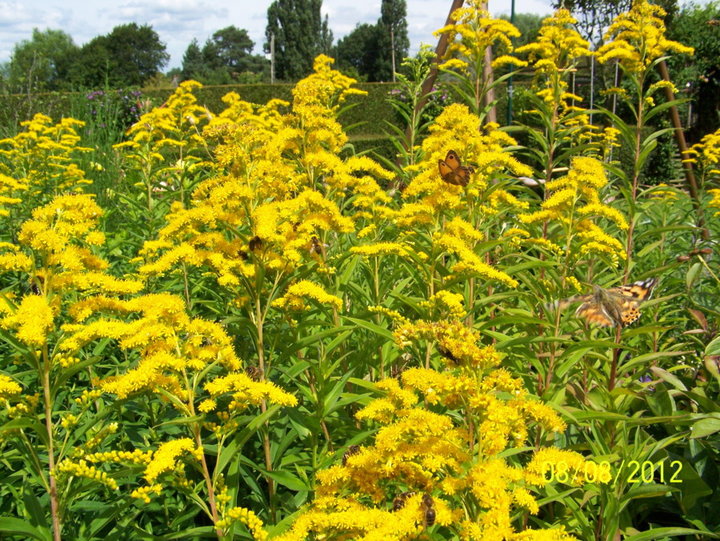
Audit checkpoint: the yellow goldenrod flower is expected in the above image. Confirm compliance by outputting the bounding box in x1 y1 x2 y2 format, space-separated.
216 506 268 540
597 0 693 74
272 280 342 312
0 374 21 396
0 295 55 347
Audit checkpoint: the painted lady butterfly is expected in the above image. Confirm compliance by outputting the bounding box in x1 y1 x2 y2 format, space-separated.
556 278 658 328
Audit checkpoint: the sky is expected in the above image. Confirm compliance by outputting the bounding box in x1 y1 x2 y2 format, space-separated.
0 0 555 70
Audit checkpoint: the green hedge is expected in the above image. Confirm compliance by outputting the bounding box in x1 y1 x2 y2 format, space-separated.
0 82 402 140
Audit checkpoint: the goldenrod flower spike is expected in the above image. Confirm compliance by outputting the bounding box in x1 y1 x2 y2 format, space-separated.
597 0 693 73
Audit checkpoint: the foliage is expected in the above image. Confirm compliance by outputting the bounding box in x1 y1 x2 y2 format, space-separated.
4 29 78 93
181 27 269 85
264 0 333 81
1 3 720 540
334 0 409 83
68 23 169 89
335 24 383 81
667 0 720 142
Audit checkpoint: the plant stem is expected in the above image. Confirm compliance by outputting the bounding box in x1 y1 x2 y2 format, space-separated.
255 294 276 523
192 426 222 537
41 345 62 541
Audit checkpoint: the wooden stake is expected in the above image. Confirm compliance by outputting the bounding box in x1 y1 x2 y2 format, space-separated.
657 60 709 240
404 0 466 150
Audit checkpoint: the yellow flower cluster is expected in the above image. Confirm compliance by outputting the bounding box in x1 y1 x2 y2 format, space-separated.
0 113 92 217
55 458 119 490
515 9 591 109
597 0 693 73
434 229 519 286
516 10 591 75
0 294 55 347
136 58 395 291
278 350 596 539
126 439 204 503
394 319 503 370
687 127 720 182
419 290 468 320
204 372 297 411
114 80 213 188
404 104 531 204
519 157 627 262
709 189 720 217
60 293 242 398
0 374 21 396
143 438 202 483
12 194 143 295
436 0 525 72
274 494 452 541
216 506 268 540
271 280 343 312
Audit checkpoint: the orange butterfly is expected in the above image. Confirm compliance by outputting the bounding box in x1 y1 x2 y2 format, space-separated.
438 150 474 187
556 278 658 328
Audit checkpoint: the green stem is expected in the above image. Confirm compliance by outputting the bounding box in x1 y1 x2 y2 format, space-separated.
41 345 62 541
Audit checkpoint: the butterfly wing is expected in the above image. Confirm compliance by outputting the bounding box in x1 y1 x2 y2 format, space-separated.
556 278 657 327
445 150 462 170
439 151 473 187
575 301 616 327
607 278 658 327
438 159 461 185
612 278 658 302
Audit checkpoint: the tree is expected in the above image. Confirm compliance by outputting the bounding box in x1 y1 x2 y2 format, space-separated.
181 28 268 85
667 1 720 140
6 29 78 92
375 0 410 81
335 24 381 81
265 0 333 81
202 27 268 83
70 23 169 88
181 39 205 81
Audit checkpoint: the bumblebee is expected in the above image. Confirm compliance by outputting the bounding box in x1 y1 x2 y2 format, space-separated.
342 445 360 466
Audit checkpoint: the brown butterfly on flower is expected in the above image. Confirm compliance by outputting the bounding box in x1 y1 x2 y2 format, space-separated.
555 278 658 328
438 150 474 187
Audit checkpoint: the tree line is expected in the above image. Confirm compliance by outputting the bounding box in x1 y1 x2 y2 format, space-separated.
0 0 410 93
1 0 719 136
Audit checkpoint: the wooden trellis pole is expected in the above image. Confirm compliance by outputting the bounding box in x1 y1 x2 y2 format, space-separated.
404 0 465 151
657 60 709 240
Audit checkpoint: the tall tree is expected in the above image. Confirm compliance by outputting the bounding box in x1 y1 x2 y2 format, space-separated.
335 24 381 81
181 38 205 81
7 29 78 92
375 0 409 81
181 28 268 84
265 0 333 81
70 23 169 88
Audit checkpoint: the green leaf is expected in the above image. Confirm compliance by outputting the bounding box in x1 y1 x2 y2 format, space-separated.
0 518 51 540
264 469 311 491
690 416 720 438
649 366 687 391
624 527 718 541
686 261 703 288
344 317 394 340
